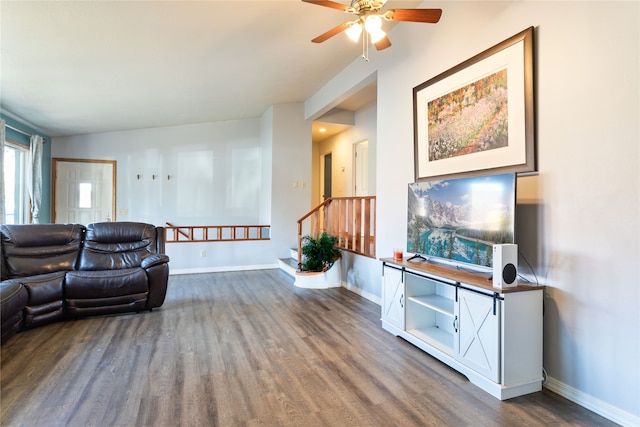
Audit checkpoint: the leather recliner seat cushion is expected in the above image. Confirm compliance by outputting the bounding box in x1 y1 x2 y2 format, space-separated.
65 268 149 317
20 271 66 328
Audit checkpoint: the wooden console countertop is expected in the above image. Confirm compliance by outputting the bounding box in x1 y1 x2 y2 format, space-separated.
380 257 545 294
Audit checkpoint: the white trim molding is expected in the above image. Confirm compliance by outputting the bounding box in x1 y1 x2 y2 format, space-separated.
342 281 381 306
169 264 279 275
545 376 639 427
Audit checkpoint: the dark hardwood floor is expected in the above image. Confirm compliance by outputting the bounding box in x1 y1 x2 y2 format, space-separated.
1 270 617 426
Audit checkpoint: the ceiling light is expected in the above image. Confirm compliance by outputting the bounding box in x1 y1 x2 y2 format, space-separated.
319 128 326 133
368 27 386 43
344 14 388 60
345 21 362 42
306 1 443 62
364 14 382 33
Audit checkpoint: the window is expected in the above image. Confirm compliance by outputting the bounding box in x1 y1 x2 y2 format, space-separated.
3 140 30 224
78 183 92 208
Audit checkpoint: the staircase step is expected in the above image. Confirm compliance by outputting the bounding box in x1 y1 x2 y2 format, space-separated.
278 257 298 277
280 257 298 269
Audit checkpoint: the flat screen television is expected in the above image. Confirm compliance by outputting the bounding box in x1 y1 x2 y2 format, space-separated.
407 173 516 270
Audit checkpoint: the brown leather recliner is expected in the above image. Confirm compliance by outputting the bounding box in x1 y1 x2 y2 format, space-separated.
66 222 169 318
0 222 170 343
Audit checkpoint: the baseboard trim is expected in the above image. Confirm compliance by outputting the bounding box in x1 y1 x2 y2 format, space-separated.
545 376 639 427
170 264 279 275
342 281 381 306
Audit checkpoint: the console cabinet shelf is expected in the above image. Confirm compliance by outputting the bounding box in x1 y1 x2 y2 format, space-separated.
407 294 454 315
381 257 544 400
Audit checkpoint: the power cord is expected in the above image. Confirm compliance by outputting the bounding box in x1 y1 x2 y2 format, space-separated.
518 248 540 286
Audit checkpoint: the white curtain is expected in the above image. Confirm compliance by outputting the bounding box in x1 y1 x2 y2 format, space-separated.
28 135 44 224
0 119 5 224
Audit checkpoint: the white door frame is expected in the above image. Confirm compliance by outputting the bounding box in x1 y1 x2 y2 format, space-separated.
353 140 369 196
52 158 116 224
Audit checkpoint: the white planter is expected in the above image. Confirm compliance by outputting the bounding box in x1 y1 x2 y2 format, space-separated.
294 262 341 289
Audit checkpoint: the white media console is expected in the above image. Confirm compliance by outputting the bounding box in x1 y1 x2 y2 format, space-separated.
381 257 544 400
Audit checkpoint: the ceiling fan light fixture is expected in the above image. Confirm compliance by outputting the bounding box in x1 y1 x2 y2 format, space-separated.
368 27 386 43
304 0 443 61
364 14 382 33
346 21 363 42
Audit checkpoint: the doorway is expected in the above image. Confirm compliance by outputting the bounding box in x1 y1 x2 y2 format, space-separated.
321 152 332 200
52 158 116 224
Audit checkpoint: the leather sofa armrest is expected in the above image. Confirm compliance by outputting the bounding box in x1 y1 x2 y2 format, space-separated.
155 226 166 254
141 254 170 269
1 279 28 319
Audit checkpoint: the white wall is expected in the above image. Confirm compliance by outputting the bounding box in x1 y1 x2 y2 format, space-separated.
268 103 313 259
52 107 310 271
53 120 263 224
306 1 639 424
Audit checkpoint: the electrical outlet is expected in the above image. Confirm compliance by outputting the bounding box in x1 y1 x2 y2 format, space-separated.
118 208 128 215
200 250 206 257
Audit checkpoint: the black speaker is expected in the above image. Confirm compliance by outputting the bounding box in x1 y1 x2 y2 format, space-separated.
493 244 518 288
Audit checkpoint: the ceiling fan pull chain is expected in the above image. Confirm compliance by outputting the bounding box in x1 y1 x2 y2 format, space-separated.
362 30 369 61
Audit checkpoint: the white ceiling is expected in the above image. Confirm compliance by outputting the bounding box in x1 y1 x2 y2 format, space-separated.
0 0 402 139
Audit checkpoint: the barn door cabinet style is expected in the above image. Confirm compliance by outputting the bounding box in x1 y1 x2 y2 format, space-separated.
381 257 544 400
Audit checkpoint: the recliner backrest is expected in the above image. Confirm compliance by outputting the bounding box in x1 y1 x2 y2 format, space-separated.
78 222 158 271
0 224 84 280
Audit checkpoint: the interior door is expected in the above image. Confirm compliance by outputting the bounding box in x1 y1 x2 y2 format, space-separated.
53 158 116 224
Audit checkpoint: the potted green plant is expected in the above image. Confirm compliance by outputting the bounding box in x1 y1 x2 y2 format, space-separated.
300 231 341 272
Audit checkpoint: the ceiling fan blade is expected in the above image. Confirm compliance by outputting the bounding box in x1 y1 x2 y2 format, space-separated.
311 22 351 43
375 35 392 51
384 9 442 23
302 0 350 12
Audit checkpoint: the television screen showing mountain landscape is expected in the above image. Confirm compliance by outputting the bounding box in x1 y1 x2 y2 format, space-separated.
407 173 515 268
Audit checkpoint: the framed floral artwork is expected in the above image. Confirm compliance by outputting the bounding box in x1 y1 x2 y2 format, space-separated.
414 27 535 180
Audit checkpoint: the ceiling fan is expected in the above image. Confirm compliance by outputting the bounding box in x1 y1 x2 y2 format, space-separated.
303 0 442 60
